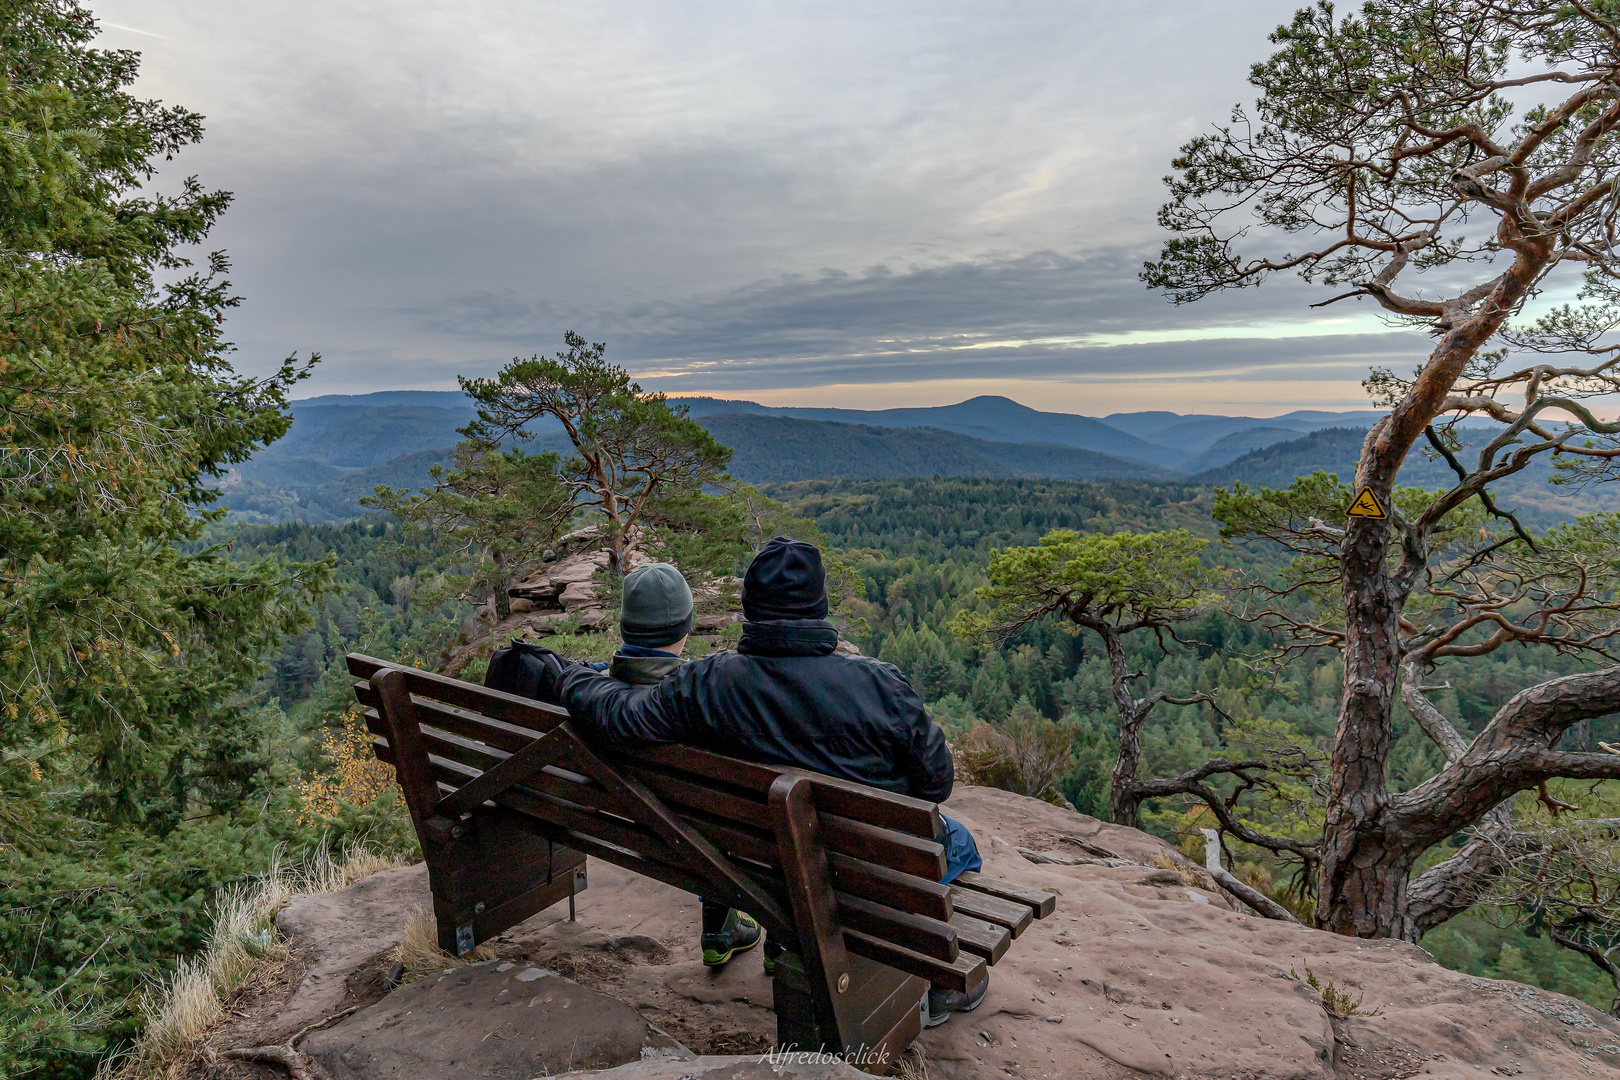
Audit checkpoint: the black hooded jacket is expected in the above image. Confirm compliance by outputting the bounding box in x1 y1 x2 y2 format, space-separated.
555 619 954 803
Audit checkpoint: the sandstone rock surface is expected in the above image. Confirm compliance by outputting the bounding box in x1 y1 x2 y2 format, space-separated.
271 865 425 1037
255 787 1620 1079
303 960 690 1079
576 1054 867 1079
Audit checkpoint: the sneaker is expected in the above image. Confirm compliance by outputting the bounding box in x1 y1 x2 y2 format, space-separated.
701 910 761 967
924 974 988 1027
762 938 787 977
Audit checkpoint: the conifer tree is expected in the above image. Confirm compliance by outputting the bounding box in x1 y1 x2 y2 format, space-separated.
460 332 731 575
1147 0 1620 938
0 4 325 1069
954 529 1222 826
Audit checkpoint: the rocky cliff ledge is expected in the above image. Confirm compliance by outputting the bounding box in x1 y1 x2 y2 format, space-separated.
444 527 745 678
203 787 1620 1079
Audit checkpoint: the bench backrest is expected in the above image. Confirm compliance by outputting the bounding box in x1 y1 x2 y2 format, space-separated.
345 653 1051 993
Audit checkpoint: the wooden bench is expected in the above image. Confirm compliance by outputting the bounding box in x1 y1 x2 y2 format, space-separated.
346 652 1054 1067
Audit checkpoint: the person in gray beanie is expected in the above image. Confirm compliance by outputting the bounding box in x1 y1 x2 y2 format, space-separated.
586 562 765 967
603 562 695 686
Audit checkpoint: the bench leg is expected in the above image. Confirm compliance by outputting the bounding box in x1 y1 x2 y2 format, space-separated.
771 951 924 1074
767 775 921 1072
424 815 587 955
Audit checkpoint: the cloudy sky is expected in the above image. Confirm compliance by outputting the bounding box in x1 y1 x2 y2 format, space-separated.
99 0 1438 415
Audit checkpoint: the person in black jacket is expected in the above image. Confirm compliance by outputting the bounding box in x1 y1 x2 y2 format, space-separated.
550 537 986 1026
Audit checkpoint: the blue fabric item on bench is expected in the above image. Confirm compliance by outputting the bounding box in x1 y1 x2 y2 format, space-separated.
703 814 980 936
940 814 981 884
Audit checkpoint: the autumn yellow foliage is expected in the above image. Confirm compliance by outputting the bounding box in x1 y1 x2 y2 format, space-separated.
298 705 401 823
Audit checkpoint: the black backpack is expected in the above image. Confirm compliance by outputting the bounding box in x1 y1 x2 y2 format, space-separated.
483 638 557 702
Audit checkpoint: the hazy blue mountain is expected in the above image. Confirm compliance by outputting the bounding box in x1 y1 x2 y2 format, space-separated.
1096 411 1189 439
1195 427 1370 487
219 447 459 523
1272 409 1392 426
675 397 783 418
1197 427 1619 525
258 404 472 469
675 394 1184 467
291 390 475 410
1180 427 1300 473
1104 409 1389 455
281 390 1392 472
1196 427 1470 489
234 455 347 491
700 414 1172 485
240 395 562 486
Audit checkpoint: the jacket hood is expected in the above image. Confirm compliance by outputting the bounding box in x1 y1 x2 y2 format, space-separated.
737 619 839 658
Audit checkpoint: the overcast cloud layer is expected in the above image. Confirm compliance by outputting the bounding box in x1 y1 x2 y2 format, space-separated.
100 0 1436 414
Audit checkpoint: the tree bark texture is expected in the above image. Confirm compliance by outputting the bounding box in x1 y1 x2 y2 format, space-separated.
1101 628 1145 829
1319 255 1543 937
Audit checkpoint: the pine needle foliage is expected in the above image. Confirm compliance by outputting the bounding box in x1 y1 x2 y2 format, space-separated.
0 4 330 1073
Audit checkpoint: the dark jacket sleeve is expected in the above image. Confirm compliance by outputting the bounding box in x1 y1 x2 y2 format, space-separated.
556 663 693 748
889 668 953 803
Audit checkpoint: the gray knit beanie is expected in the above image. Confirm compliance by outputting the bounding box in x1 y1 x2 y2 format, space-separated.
619 563 694 647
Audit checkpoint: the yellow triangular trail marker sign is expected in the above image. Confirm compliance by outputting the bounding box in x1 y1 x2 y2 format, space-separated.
1347 487 1388 519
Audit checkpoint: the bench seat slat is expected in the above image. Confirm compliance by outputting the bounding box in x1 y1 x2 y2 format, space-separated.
622 764 764 827
673 807 781 867
627 762 944 881
370 716 649 823
949 912 1011 964
842 929 984 993
507 814 788 933
953 872 1057 918
810 778 940 841
949 886 1034 937
373 737 667 860
512 816 797 943
349 653 567 730
497 784 682 868
617 745 939 840
618 743 784 793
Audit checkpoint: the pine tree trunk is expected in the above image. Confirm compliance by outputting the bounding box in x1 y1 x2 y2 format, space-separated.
1100 628 1145 828
1315 500 1405 934
493 552 511 621
1313 246 1540 935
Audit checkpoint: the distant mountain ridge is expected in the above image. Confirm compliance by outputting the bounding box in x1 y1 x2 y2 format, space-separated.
683 395 1183 469
285 390 1390 468
701 414 1172 485
222 391 1601 524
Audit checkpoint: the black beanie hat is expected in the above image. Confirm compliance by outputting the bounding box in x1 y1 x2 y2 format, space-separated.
742 537 828 622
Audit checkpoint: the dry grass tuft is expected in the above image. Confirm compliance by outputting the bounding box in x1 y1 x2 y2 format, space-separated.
100 839 411 1080
1151 849 1213 889
894 1041 929 1080
1296 964 1382 1019
390 907 496 983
